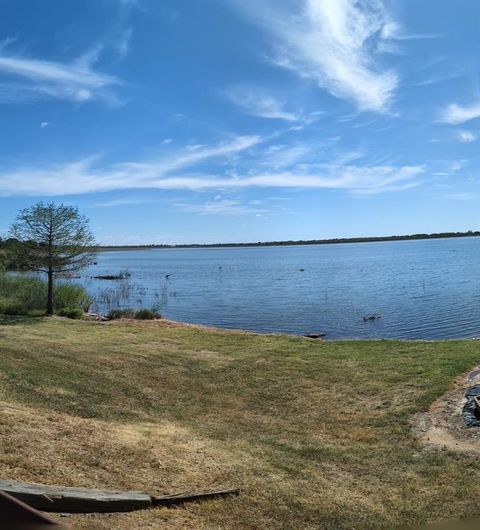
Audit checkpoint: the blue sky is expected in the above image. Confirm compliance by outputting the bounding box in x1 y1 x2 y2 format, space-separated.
0 0 479 244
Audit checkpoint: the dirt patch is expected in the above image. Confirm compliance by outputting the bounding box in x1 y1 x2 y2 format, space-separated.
411 365 480 453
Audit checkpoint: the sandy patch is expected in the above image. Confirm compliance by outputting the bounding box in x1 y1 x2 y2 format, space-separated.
411 365 480 453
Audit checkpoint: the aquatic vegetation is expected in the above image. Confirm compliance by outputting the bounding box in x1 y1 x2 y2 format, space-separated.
0 274 92 316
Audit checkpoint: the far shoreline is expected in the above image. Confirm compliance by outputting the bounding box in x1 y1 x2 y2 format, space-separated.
97 230 480 251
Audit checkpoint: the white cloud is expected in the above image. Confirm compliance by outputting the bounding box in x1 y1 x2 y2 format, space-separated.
0 37 16 52
433 159 467 176
225 86 302 121
118 135 261 176
175 199 266 216
0 135 424 197
115 28 133 61
448 160 467 172
95 197 162 207
229 0 399 112
0 136 263 196
0 49 119 104
413 71 461 87
260 144 312 169
40 121 49 128
456 130 477 143
438 102 480 125
226 164 424 194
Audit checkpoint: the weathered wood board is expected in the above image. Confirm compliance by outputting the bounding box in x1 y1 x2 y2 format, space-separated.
0 479 152 513
0 479 240 513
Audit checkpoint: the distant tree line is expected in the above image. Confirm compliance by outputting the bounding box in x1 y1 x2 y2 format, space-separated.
93 230 480 251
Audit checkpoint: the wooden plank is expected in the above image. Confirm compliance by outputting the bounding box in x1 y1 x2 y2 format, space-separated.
0 479 152 513
152 488 240 507
0 490 65 527
0 479 240 513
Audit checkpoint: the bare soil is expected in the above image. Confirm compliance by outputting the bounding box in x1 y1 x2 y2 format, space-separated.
411 364 480 453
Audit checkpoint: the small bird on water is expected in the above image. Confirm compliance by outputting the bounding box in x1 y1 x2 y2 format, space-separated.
165 274 172 279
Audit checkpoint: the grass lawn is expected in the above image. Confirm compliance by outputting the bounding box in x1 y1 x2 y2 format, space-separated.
0 316 480 529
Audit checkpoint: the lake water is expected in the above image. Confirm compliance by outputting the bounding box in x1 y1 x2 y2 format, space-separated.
79 237 480 339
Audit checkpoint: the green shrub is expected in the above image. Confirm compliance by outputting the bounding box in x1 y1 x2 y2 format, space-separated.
134 308 161 320
57 308 84 319
0 298 24 315
0 250 9 272
54 284 92 312
107 308 135 320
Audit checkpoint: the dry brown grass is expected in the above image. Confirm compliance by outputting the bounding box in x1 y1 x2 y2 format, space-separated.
1 316 480 528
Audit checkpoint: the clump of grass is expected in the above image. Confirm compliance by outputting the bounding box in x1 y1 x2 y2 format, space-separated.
134 308 161 320
106 308 136 320
56 308 84 319
0 274 92 316
106 307 162 320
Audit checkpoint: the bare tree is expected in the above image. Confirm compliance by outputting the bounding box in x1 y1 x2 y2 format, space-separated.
10 203 96 315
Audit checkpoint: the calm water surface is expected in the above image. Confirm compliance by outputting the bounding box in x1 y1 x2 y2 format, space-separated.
79 237 480 339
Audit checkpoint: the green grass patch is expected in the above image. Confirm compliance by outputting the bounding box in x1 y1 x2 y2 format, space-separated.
0 318 480 529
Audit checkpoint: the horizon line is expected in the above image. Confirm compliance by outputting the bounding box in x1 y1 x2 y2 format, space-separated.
96 230 480 250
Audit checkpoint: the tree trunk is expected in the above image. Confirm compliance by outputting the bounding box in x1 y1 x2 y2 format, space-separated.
46 269 54 316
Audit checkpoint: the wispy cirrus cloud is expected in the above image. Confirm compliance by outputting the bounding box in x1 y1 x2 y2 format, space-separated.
0 36 16 52
438 101 480 125
228 0 399 113
225 86 305 122
0 0 134 105
0 131 424 197
0 135 263 196
112 28 133 62
119 135 262 176
0 48 119 104
259 144 313 169
433 159 467 176
412 69 462 87
107 0 138 62
174 198 267 216
95 197 162 208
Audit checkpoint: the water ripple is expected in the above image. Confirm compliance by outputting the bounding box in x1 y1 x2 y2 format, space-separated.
80 237 480 339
